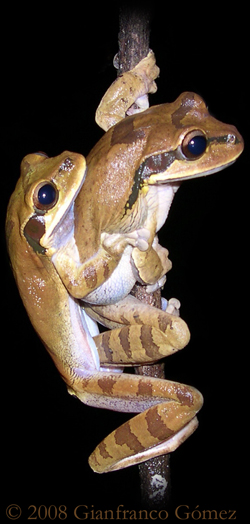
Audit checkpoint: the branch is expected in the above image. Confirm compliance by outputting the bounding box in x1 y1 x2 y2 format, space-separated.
117 4 151 73
117 3 171 509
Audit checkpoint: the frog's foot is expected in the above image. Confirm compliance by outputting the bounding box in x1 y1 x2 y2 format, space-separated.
126 94 149 116
125 50 160 117
162 297 181 317
130 49 159 95
132 236 172 287
102 228 150 255
113 49 159 94
96 50 159 131
145 275 167 294
125 228 150 251
101 232 128 255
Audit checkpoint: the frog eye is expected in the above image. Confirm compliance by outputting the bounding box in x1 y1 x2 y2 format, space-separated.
181 131 207 159
34 182 58 211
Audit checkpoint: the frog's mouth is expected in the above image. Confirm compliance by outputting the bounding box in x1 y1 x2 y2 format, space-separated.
148 160 236 185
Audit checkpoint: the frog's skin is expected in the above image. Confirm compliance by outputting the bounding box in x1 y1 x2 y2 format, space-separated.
6 52 243 473
6 150 198 474
95 50 160 130
53 88 243 306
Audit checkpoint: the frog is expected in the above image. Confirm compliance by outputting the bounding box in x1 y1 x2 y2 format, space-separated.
6 149 199 473
50 52 243 310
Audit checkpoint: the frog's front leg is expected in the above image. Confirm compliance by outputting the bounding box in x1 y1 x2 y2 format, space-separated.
132 236 172 288
95 50 159 131
52 233 131 300
53 228 164 304
69 371 203 473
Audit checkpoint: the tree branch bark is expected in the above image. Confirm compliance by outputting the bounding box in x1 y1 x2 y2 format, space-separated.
117 4 151 74
117 3 171 509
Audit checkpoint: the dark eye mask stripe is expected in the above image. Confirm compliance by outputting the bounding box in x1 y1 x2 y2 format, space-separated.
138 151 177 179
125 133 235 212
207 135 239 145
126 151 177 211
24 215 46 254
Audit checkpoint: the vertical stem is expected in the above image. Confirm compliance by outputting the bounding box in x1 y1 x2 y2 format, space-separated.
132 286 171 509
117 3 171 509
117 4 151 73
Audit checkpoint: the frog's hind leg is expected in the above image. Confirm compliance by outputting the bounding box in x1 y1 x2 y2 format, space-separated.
85 294 190 366
73 372 203 473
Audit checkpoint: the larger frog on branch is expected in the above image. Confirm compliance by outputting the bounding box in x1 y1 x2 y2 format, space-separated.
6 52 243 473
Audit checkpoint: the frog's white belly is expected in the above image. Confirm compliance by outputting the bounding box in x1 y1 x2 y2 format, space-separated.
84 245 136 305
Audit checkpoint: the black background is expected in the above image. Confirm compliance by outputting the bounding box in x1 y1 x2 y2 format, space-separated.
2 1 247 520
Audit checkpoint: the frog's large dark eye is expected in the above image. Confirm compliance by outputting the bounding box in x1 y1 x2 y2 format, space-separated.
34 182 58 211
181 131 207 159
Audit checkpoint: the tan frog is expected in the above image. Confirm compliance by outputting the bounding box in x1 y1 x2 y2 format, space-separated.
52 53 243 307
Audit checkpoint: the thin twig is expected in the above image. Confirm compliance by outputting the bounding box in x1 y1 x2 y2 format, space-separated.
117 4 151 74
117 3 171 509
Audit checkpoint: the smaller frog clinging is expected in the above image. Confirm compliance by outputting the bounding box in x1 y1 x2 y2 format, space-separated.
6 51 243 473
